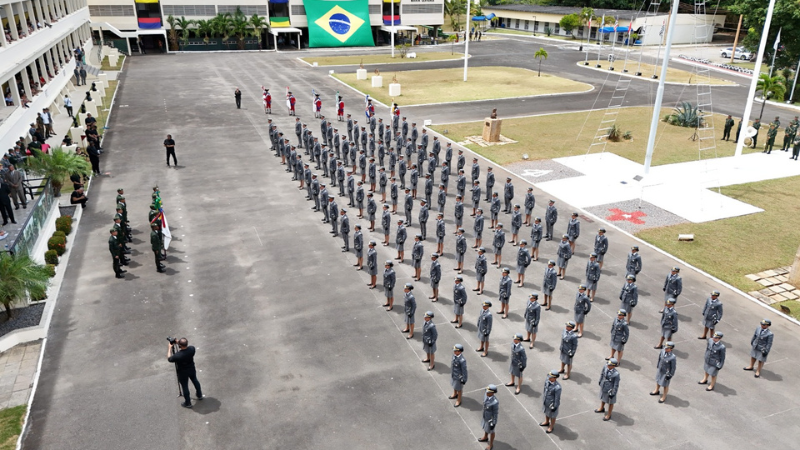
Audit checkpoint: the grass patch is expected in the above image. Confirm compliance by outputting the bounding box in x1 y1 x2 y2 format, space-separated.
637 176 800 293
431 106 759 166
0 405 26 450
487 28 534 36
585 60 736 86
773 300 800 320
100 55 125 71
302 52 464 66
333 66 591 105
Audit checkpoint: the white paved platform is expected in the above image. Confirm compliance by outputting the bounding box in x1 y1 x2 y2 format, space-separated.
535 151 800 223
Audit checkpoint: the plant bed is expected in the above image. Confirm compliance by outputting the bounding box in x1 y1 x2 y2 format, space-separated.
58 205 77 217
0 303 45 339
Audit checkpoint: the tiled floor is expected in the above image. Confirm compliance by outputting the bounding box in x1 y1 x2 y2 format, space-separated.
0 341 41 409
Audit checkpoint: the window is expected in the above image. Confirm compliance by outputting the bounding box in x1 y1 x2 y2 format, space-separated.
369 4 380 14
554 23 559 34
89 5 135 16
523 20 528 30
403 4 442 14
290 4 305 15
515 19 519 28
217 5 267 15
161 5 215 16
534 20 539 31
590 27 596 39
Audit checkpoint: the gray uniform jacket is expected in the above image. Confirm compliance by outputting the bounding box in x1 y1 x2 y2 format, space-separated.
701 298 723 327
619 282 638 309
567 219 580 239
456 235 467 255
412 241 424 261
543 268 558 292
354 231 363 251
383 268 396 290
594 235 608 257
423 321 438 353
471 163 480 182
751 327 774 362
542 380 561 418
704 339 726 373
531 224 543 243
404 292 417 319
472 185 481 204
560 330 578 362
511 211 522 230
457 176 467 193
367 248 378 275
585 261 600 285
610 318 629 349
419 205 429 223
664 274 682 299
438 190 446 208
396 225 407 245
626 252 642 275
524 193 535 212
517 247 531 268
546 205 558 225
475 254 488 274
436 219 446 238
499 276 512 301
493 230 505 251
367 199 377 218
421 133 429 151
661 308 678 333
656 349 677 386
451 354 468 387
486 172 495 190
598 367 620 404
454 201 464 220
504 182 514 201
381 210 391 232
510 342 527 376
453 284 468 307
430 260 441 284
574 293 591 323
481 394 499 433
474 215 484 235
477 309 493 340
341 215 350 234
490 198 501 215
524 301 541 332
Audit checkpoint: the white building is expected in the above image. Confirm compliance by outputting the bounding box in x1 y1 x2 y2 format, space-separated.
482 4 724 46
1 0 92 150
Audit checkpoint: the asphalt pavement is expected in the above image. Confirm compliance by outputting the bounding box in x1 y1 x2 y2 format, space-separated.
22 48 800 450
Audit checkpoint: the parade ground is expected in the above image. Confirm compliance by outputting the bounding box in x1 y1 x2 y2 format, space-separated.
22 39 800 449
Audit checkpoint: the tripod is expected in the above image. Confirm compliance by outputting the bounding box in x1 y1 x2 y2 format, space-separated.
171 341 183 397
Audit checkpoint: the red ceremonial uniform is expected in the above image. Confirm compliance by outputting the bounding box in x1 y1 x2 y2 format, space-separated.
315 98 322 112
265 92 272 107
289 95 296 111
338 100 345 115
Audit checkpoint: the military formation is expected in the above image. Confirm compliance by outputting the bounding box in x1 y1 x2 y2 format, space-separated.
257 89 779 448
107 186 168 278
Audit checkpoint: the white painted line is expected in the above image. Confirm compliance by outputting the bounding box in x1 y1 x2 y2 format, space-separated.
575 61 741 87
254 226 263 246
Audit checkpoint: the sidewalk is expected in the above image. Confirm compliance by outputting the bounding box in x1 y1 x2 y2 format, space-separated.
0 342 40 409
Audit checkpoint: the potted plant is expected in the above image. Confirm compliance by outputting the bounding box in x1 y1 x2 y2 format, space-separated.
0 253 51 320
25 148 91 197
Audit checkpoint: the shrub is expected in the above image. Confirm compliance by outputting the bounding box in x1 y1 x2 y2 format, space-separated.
53 230 67 243
48 236 66 256
667 102 704 128
607 124 622 142
44 250 59 265
623 131 633 140
45 264 57 278
30 286 48 301
56 216 73 235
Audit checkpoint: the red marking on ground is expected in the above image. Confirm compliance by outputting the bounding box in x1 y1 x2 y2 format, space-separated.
606 208 646 224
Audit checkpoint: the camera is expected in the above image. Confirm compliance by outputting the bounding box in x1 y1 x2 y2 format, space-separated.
167 336 177 345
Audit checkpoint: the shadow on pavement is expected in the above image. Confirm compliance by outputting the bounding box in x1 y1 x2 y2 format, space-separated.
193 397 221 414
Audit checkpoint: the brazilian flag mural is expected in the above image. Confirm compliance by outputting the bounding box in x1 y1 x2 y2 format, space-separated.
305 0 375 48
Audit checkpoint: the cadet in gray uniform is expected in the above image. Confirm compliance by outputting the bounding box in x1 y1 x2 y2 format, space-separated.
383 261 396 310
435 213 445 256
573 285 591 337
355 181 365 217
411 234 424 281
626 246 642 277
507 334 528 394
395 219 407 263
429 253 441 301
559 321 579 379
491 224 505 266
476 300 493 356
329 197 339 236
556 235 572 279
651 341 676 403
450 344 468 407
422 311 438 370
566 212 580 253
542 260 558 310
381 204 391 246
619 275 639 324
515 240 531 287
453 194 465 230
457 170 467 199
366 241 378 288
510 204 522 245
524 293 542 348
489 192 501 229
497 268 512 318
401 283 417 338
473 208 485 249
655 298 678 349
503 178 514 214
545 200 558 240
699 332 726 391
471 181 482 217
452 276 467 327
744 319 774 378
455 228 467 273
596 358 620 421
484 167 495 202
530 218 543 261
523 187 535 226
585 253 601 301
699 290 723 339
474 247 488 295
471 158 480 184
662 266 683 312
594 229 608 268
404 188 413 225
353 224 363 269
478 385 499 449
437 184 447 214
418 199 429 240
340 209 350 252
608 310 630 363
541 370 562 433
366 193 377 231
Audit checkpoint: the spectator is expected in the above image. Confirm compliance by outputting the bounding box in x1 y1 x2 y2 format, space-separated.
70 187 88 208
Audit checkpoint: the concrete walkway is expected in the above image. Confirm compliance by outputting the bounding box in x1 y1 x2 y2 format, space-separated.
0 342 40 410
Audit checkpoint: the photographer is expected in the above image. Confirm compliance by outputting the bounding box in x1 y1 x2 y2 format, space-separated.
167 338 204 408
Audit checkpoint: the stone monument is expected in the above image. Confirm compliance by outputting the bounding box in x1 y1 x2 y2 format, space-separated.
482 108 502 142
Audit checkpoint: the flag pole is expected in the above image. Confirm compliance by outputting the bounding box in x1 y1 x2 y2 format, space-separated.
595 15 604 67
768 28 780 78
463 0 471 81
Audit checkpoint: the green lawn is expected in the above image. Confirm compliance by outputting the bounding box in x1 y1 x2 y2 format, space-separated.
100 55 125 71
637 176 800 295
333 66 591 105
301 52 464 66
0 406 26 450
430 106 759 166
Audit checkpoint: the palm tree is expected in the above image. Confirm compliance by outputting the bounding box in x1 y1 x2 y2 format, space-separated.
176 16 195 50
534 47 548 77
0 253 51 321
194 19 213 44
211 13 233 48
25 148 92 197
230 8 252 50
448 33 458 55
166 15 179 51
444 0 465 32
250 14 270 50
756 73 787 120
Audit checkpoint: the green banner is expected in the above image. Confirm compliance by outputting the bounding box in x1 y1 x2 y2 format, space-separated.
305 0 374 48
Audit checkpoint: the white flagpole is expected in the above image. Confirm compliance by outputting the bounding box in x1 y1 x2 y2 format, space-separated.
595 15 604 67
768 28 780 78
463 0 472 81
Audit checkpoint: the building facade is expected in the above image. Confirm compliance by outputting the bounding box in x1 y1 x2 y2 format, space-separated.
1 0 92 151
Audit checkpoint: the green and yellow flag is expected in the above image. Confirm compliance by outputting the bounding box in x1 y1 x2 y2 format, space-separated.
305 0 374 48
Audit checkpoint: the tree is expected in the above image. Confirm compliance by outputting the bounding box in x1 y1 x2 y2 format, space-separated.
0 253 51 321
729 0 800 70
166 15 179 51
444 0 465 32
211 13 232 44
176 16 194 50
559 14 581 38
579 7 595 27
250 14 270 50
448 33 458 54
194 19 213 44
756 73 787 120
230 8 251 50
25 148 91 197
534 47 548 77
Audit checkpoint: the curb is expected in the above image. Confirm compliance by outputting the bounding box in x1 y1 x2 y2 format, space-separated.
575 61 740 87
297 53 469 68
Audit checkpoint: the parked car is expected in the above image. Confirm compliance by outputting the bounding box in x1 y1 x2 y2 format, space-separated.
720 47 752 60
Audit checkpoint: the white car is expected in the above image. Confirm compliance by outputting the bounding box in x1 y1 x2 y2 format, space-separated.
720 47 752 60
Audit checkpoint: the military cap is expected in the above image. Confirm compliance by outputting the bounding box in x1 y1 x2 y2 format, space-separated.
599 228 606 233
534 217 541 222
529 293 539 299
477 208 483 212
397 219 404 223
607 358 619 366
713 331 724 339
458 228 465 233
666 298 676 305
455 275 463 281
572 212 578 217
565 320 576 328
665 341 675 349
672 266 680 272
548 199 555 203
482 300 492 307
109 228 117 233
320 183 326 187
341 208 347 213
548 370 560 378
506 177 511 181
453 344 464 351
626 275 636 281
404 283 413 290
486 384 498 393
761 319 772 326
562 234 569 239
366 192 372 196
590 252 598 257
415 233 422 238
385 260 394 266
439 184 445 188
496 223 503 228
117 188 124 192
425 311 435 318
578 284 586 290
113 214 122 221
631 245 639 251
527 187 533 191
548 260 556 265
711 290 720 296
420 199 427 204
369 240 376 246
513 333 523 340
520 239 527 245
354 224 361 229
478 247 485 252
514 204 520 208
502 268 510 274
617 309 627 316
431 253 439 258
